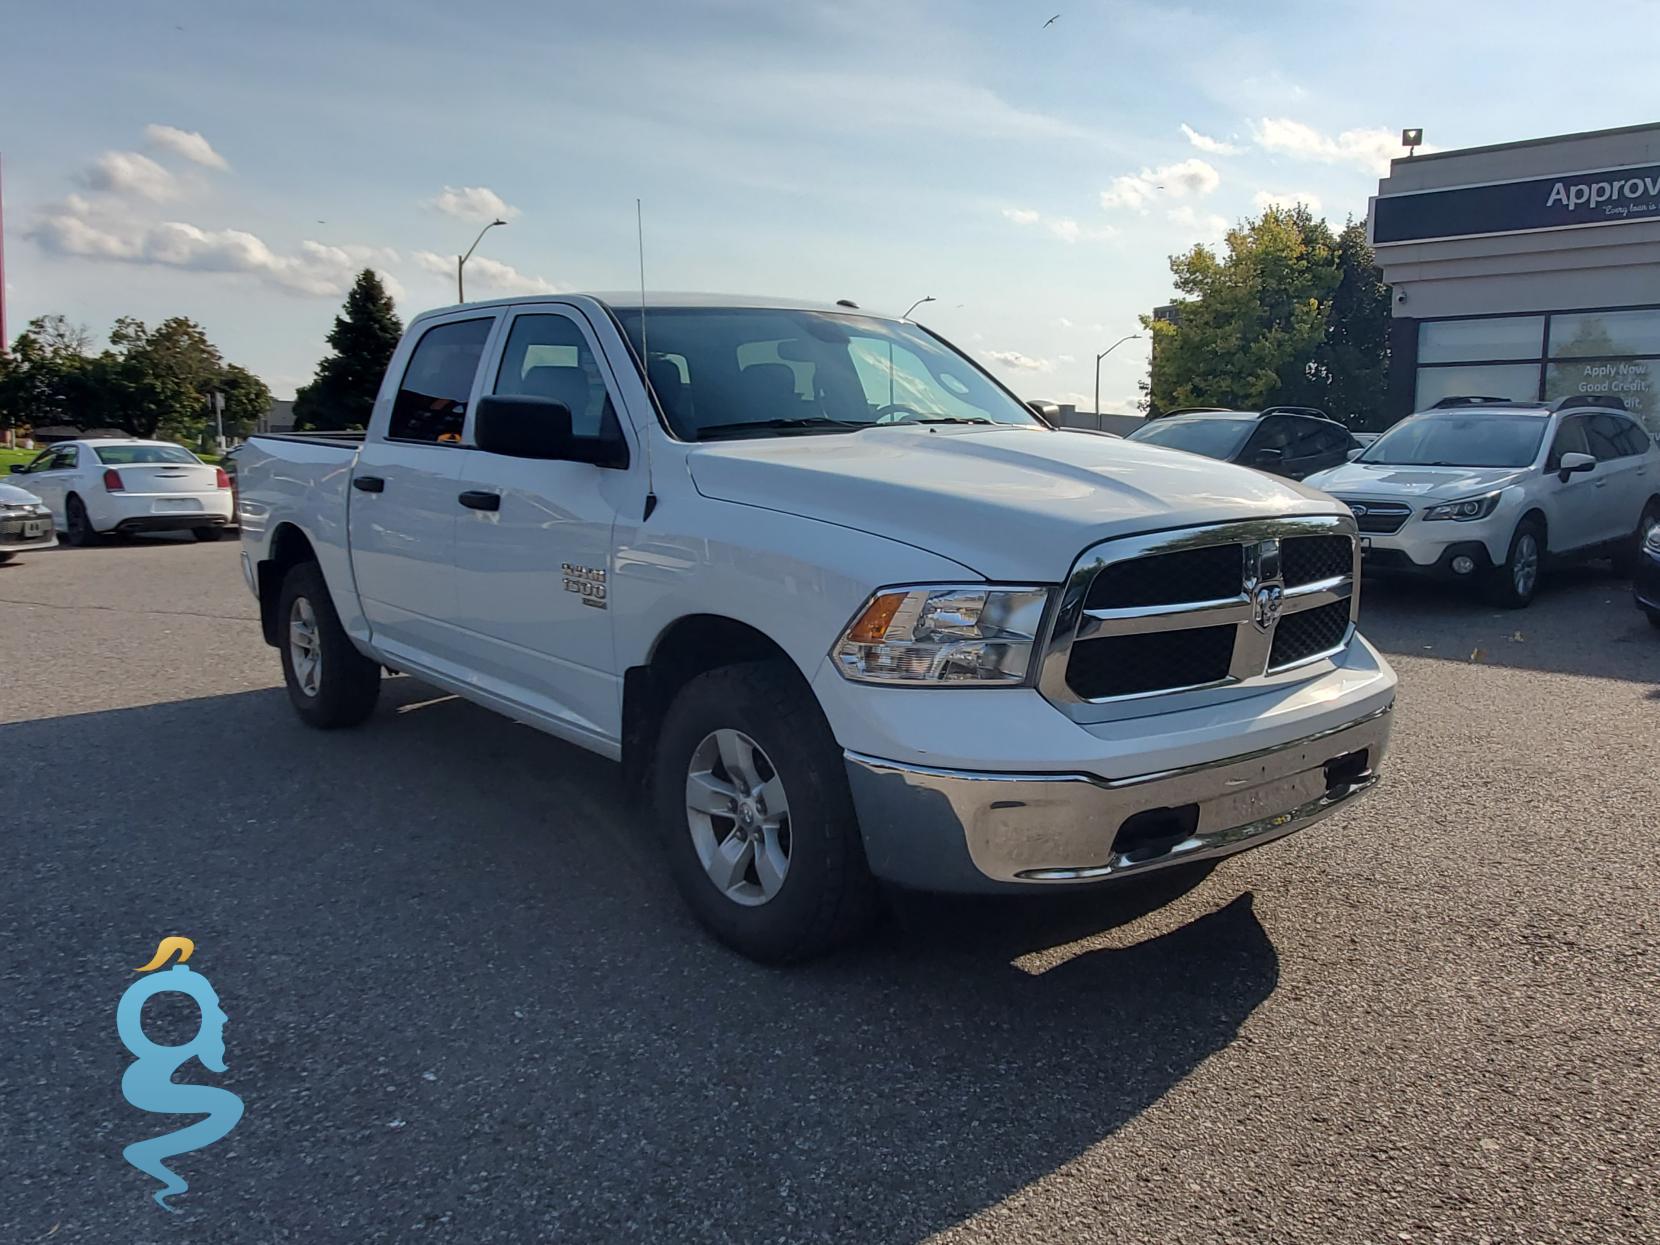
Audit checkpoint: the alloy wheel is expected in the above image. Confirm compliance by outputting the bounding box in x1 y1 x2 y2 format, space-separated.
288 597 322 697
684 728 792 906
1513 533 1539 598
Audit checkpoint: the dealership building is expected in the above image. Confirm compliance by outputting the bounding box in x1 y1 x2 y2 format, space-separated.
1370 121 1660 431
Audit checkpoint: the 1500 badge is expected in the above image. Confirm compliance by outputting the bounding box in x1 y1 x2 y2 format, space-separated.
562 563 608 609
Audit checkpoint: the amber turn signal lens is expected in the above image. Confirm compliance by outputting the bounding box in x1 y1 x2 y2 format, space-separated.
847 592 906 644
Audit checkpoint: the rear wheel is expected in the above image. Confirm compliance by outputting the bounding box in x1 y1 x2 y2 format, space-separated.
1612 501 1660 577
1648 611 1660 632
277 561 380 728
1486 519 1543 608
0 552 14 565
63 495 100 547
654 660 876 963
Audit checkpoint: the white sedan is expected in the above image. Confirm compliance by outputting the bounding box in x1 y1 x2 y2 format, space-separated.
8 439 234 546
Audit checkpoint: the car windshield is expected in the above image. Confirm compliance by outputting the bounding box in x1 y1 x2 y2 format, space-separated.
1357 413 1547 468
613 307 1041 440
94 444 201 466
1127 416 1254 459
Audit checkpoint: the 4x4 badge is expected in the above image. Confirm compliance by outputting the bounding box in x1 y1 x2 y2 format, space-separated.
1253 584 1284 631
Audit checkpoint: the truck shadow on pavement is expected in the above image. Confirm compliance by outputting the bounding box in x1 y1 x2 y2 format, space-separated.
3 678 1278 1244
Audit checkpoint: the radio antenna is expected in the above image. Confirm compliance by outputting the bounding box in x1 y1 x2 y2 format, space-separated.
636 197 658 520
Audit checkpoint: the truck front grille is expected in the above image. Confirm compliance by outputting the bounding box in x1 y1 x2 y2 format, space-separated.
1042 516 1359 706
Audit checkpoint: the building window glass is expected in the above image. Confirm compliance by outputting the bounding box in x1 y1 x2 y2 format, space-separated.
1415 363 1540 410
1418 316 1544 364
1549 309 1660 358
1545 360 1658 431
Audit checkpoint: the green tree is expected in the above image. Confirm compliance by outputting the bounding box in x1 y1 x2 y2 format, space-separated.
102 317 226 440
214 364 273 439
293 270 403 431
1142 205 1391 427
0 315 97 431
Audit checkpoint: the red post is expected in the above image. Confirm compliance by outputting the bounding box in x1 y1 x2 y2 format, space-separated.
0 152 8 356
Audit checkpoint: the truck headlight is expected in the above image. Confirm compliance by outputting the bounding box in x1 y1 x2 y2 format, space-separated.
1422 492 1502 522
834 585 1051 685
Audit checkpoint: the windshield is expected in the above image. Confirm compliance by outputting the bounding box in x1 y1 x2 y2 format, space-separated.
94 444 201 466
1358 413 1547 468
613 308 1041 440
1127 417 1253 459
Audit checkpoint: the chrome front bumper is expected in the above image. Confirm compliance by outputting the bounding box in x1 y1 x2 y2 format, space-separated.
844 704 1392 891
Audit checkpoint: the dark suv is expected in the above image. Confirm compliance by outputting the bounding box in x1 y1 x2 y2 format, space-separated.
1127 406 1360 480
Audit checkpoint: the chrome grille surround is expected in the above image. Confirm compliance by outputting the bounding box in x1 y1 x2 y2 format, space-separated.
1038 514 1360 717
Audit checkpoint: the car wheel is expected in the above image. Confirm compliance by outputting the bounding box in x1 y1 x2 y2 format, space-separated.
63 494 100 547
192 527 224 543
1486 519 1544 608
1648 610 1660 632
654 659 877 963
1612 501 1660 578
0 552 14 565
277 561 381 728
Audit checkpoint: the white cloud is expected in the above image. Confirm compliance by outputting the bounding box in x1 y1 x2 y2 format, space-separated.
32 200 400 297
1168 205 1230 240
78 151 177 202
413 249 558 296
1100 158 1220 212
1055 317 1073 329
1001 207 1114 244
145 124 229 171
1253 189 1324 213
985 349 1052 372
1180 124 1242 156
1001 207 1040 224
1251 118 1426 174
429 185 521 222
1057 353 1076 364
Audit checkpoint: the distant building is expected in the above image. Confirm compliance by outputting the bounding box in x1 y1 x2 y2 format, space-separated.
258 399 297 434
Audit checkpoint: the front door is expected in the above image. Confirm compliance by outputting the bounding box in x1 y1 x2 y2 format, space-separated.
16 445 77 521
450 305 640 747
1541 415 1604 552
348 313 498 670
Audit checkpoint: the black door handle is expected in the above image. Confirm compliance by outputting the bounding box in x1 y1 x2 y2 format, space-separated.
459 490 501 511
352 475 386 493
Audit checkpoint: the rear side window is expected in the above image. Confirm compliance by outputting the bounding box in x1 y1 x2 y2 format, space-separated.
1584 414 1630 461
95 445 199 465
389 318 493 444
494 314 621 438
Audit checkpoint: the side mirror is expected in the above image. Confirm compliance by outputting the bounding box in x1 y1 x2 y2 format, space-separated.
1345 447 1364 461
8 464 24 473
1027 400 1060 423
473 395 629 468
1557 451 1595 481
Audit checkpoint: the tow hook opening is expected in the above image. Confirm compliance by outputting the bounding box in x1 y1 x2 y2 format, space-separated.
1323 749 1370 796
1112 804 1200 864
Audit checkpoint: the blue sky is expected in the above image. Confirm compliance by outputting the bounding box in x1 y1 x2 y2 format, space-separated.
3 0 1657 408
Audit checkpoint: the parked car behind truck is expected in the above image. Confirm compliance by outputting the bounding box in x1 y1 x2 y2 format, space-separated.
239 293 1397 962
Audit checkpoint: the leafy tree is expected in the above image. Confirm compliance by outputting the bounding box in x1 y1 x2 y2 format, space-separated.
293 270 403 431
1143 206 1392 428
0 315 98 431
103 317 226 440
214 364 273 439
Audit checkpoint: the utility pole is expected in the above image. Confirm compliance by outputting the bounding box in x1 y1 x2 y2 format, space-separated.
1 152 8 358
211 391 225 453
1094 334 1143 422
457 218 507 303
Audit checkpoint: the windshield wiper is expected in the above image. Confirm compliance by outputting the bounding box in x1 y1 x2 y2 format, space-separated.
882 415 996 426
696 418 867 440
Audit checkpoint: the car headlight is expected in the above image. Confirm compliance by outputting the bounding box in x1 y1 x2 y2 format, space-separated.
833 585 1051 685
1422 492 1502 522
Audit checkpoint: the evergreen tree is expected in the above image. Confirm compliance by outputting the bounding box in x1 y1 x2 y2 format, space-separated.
293 270 403 431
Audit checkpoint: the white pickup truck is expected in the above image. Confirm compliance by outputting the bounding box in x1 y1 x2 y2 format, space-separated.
239 293 1396 961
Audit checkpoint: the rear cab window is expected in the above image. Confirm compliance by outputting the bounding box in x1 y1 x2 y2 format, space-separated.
388 318 495 445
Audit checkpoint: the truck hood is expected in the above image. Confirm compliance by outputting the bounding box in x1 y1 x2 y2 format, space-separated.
1304 460 1528 500
685 425 1342 581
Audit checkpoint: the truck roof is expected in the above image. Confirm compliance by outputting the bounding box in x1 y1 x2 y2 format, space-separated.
409 292 906 325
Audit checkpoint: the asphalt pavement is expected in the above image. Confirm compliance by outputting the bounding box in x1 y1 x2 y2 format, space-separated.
2 536 1657 1244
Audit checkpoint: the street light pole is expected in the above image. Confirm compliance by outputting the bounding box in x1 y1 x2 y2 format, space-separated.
457 218 507 303
901 295 935 320
891 297 935 406
1093 334 1143 420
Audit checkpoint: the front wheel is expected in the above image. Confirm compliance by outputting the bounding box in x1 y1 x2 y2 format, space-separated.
1486 520 1543 608
277 562 380 728
1648 610 1660 632
654 660 877 963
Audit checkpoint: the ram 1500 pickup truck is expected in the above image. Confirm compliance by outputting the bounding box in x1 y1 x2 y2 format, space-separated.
239 293 1396 962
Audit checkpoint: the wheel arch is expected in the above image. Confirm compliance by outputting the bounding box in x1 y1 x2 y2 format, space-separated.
257 523 319 647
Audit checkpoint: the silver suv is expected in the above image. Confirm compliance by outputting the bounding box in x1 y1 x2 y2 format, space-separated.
1305 395 1660 607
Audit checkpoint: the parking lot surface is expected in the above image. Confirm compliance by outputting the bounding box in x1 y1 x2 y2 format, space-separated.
2 537 1657 1244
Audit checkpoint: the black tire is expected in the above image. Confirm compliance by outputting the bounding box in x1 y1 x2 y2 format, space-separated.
1485 518 1544 608
1612 502 1660 578
192 526 224 543
0 552 14 565
653 659 877 963
63 495 100 547
276 561 380 728
1648 610 1660 632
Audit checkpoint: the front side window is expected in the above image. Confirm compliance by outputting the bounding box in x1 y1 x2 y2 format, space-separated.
95 444 199 466
389 318 493 445
1546 416 1590 470
1361 413 1548 469
614 308 1039 440
1129 417 1254 459
494 314 621 439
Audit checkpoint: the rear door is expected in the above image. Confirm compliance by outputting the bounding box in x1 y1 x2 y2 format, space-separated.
348 312 500 669
1585 414 1649 540
448 304 640 746
1542 415 1603 551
